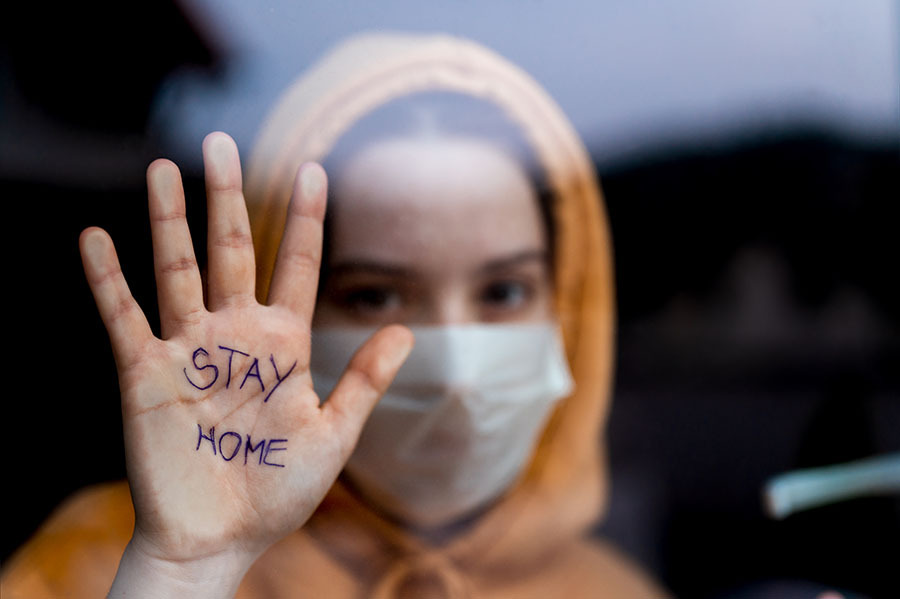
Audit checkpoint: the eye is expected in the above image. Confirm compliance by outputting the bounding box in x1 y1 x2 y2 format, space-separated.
338 286 402 314
479 279 533 310
318 269 422 325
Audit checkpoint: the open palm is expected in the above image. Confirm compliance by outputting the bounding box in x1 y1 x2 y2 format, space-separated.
79 133 412 590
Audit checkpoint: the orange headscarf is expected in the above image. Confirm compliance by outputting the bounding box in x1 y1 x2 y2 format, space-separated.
242 33 660 598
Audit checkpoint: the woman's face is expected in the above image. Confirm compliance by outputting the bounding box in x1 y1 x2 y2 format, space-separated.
313 135 553 327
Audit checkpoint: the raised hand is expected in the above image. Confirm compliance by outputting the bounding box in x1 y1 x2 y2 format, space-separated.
79 132 413 597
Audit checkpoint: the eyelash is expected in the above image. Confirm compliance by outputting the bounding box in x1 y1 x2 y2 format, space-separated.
478 279 534 310
324 275 542 323
336 286 404 313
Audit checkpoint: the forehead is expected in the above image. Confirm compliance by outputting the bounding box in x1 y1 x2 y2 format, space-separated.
328 136 546 267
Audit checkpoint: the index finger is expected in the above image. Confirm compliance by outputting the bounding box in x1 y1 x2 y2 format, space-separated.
266 162 327 319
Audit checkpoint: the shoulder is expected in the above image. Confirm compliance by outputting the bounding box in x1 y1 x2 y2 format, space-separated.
524 537 670 599
573 538 671 599
1 481 133 599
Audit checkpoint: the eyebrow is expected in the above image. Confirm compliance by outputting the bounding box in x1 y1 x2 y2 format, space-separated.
476 249 549 274
327 260 415 278
327 250 549 278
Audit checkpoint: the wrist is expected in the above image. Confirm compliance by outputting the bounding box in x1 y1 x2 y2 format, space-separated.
108 537 257 599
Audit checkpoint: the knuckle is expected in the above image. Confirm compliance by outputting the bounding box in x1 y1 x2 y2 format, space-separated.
173 306 206 328
215 292 257 310
109 296 138 322
159 256 198 275
92 265 124 287
347 359 382 396
213 230 253 250
284 248 319 272
151 209 187 224
207 182 243 194
286 199 321 221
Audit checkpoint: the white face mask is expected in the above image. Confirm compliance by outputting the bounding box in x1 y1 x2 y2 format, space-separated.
311 322 574 529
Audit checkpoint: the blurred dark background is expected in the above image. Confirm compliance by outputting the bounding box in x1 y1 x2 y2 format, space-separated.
2 2 898 598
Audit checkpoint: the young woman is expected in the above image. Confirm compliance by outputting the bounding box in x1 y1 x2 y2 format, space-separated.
1 33 666 598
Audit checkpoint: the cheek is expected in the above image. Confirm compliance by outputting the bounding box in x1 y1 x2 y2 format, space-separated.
526 282 556 322
539 285 556 318
519 268 556 322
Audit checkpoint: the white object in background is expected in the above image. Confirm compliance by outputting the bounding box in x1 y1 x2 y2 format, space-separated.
764 453 900 520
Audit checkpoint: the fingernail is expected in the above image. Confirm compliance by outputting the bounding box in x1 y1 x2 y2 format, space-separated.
204 133 236 181
388 327 415 367
300 164 324 199
147 161 179 207
82 231 106 269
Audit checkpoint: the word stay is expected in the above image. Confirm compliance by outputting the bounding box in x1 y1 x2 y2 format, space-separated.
183 344 297 402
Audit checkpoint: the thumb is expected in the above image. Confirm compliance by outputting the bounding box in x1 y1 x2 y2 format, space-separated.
323 324 414 454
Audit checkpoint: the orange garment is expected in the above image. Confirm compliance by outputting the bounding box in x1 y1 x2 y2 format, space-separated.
2 33 668 598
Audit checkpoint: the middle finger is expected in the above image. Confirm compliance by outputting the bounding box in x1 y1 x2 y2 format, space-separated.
203 132 256 310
